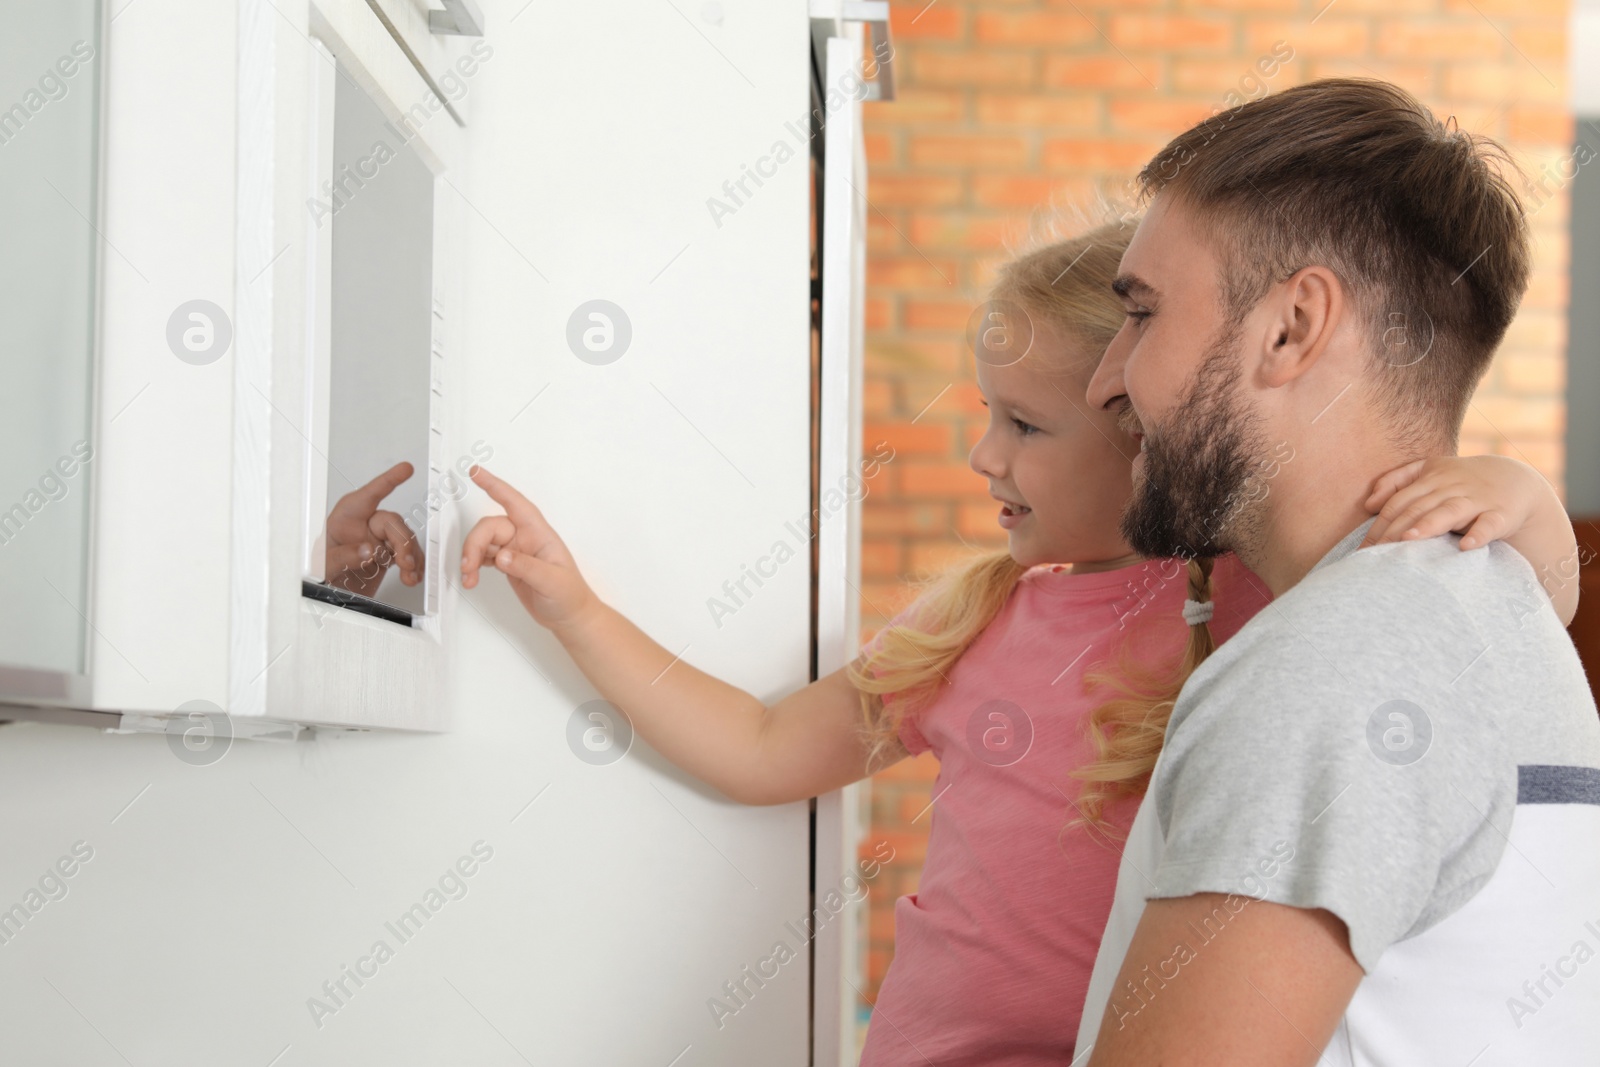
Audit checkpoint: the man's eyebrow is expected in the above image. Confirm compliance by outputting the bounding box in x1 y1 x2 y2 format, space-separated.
1112 273 1157 300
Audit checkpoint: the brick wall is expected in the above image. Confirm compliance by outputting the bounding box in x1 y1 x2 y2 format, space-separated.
853 0 1573 1005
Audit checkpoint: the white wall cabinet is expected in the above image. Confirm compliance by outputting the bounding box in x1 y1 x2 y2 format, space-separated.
0 0 480 733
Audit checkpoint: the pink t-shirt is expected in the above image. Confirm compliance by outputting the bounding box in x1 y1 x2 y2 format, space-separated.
857 553 1271 1066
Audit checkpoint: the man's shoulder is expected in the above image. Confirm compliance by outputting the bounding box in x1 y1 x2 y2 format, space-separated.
1220 531 1540 665
1171 532 1548 736
1305 529 1540 608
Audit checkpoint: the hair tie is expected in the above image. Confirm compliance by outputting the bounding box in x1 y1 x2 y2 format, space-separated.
1182 598 1214 626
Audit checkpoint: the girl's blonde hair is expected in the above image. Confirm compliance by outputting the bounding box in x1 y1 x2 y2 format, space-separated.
1070 555 1216 837
845 212 1220 833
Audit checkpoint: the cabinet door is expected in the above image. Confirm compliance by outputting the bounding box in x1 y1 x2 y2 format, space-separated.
248 0 471 730
812 23 871 1067
0 1 102 708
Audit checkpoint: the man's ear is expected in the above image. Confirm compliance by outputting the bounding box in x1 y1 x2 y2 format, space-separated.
1258 265 1342 388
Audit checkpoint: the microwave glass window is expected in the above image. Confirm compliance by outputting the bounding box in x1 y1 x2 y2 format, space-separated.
311 59 434 618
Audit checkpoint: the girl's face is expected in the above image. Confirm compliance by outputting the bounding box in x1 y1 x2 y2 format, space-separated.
969 314 1141 569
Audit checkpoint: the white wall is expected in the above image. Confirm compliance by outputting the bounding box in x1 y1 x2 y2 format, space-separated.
0 2 821 1064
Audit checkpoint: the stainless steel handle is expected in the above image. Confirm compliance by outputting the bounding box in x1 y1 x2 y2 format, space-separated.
429 0 485 36
839 0 894 101
811 0 896 101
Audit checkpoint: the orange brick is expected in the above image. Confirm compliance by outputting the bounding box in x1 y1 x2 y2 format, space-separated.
1305 60 1435 98
1041 137 1163 172
891 379 966 426
975 92 1100 129
1462 396 1563 439
867 903 897 944
1501 441 1562 486
1444 0 1566 13
968 257 1010 292
861 502 953 539
868 337 966 374
864 131 897 166
974 11 1098 48
910 49 1040 89
861 538 903 578
1044 53 1163 91
909 133 1031 167
1325 0 1446 11
870 750 941 783
902 298 974 332
1511 24 1570 62
1177 0 1300 10
900 460 986 496
1242 18 1369 57
867 213 904 254
1441 63 1563 106
863 377 897 418
876 831 928 866
888 2 965 40
865 88 966 125
865 296 894 332
860 579 920 617
897 790 936 823
908 540 984 577
1503 310 1565 351
1109 97 1227 134
1108 14 1235 54
1526 196 1571 237
971 172 1101 207
946 381 989 415
866 172 965 207
871 255 960 290
907 211 1015 250
958 501 1011 543
1509 106 1573 146
866 419 955 456
1172 57 1267 96
1519 268 1568 311
1500 354 1565 394
1374 20 1505 61
861 456 900 498
1045 0 1166 9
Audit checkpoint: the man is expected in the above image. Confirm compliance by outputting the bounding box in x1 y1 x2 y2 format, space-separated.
1078 78 1600 1065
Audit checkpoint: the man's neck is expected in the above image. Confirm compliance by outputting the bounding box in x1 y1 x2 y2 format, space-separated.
1228 444 1434 598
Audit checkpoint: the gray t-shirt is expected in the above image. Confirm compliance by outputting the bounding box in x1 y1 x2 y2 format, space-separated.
1076 517 1600 1065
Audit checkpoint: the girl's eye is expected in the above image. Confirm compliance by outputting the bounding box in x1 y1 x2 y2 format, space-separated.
1125 308 1152 328
1012 417 1037 436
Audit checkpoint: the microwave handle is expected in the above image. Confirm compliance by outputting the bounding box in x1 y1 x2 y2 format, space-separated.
428 0 485 37
812 0 896 101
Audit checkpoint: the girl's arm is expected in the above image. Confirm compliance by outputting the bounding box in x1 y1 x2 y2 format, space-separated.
1361 455 1581 627
460 466 908 805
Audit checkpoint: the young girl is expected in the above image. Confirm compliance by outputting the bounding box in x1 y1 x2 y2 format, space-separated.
458 218 1580 1065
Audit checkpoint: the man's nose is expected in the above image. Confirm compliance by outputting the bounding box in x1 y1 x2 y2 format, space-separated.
1086 333 1129 413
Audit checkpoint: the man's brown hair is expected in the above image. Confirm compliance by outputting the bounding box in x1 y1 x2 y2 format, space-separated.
1137 78 1531 451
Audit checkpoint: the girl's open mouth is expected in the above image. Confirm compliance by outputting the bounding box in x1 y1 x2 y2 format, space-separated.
997 502 1031 530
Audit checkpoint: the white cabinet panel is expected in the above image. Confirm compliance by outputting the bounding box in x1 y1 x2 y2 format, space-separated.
0 1 101 696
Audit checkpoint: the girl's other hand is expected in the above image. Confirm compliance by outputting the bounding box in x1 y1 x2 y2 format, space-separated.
1361 455 1542 551
461 465 598 631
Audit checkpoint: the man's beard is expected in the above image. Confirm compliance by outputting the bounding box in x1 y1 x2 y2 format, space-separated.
1120 324 1269 561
